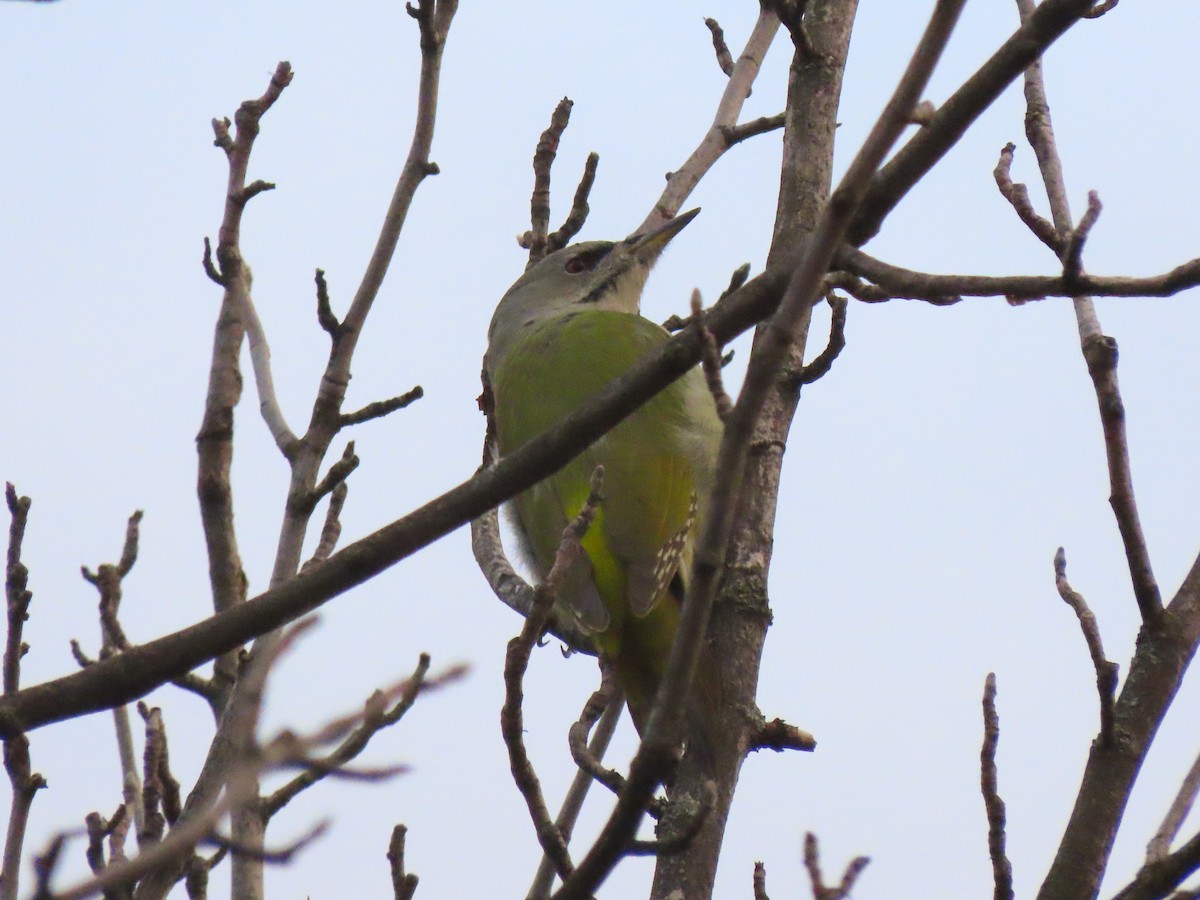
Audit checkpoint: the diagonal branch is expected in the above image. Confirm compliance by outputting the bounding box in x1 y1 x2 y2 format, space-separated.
641 6 781 231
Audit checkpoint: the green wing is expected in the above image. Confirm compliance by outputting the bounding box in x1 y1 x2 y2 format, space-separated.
491 309 721 728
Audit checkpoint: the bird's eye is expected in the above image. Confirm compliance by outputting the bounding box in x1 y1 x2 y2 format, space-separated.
564 257 589 275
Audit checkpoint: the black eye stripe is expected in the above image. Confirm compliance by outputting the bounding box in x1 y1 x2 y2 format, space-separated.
564 243 615 274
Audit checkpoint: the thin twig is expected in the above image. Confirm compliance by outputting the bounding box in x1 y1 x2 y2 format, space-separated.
720 113 785 147
204 820 328 865
1083 0 1118 16
981 673 1013 900
1112 829 1200 900
835 244 1200 305
642 7 780 230
1061 190 1102 283
309 442 359 508
387 825 419 900
796 294 847 386
81 510 147 837
528 680 624 899
262 654 440 819
469 473 594 655
519 98 574 265
803 832 870 900
340 386 424 427
849 0 1109 246
704 18 735 77
691 290 733 421
302 481 349 572
565 679 643 809
1147 750 1200 863
546 153 600 255
237 261 299 458
993 143 1062 254
1012 0 1162 628
753 860 770 900
504 470 605 883
315 268 340 336
1053 548 1119 745
49 621 438 900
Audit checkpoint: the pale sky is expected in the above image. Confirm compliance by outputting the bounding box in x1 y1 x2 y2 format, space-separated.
3 2 1200 898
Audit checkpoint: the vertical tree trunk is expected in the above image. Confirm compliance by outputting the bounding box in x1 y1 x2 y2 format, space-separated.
650 4 859 897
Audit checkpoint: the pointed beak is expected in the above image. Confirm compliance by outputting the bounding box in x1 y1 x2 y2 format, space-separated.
626 208 700 263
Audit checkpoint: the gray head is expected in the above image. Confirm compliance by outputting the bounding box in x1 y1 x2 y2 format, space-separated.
485 209 698 379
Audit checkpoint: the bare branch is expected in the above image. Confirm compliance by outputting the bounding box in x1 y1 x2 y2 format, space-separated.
1148 750 1200 864
1 731 44 900
1053 548 1119 745
309 442 359 509
753 860 769 900
529 677 625 898
803 832 869 900
204 820 328 866
1011 0 1162 629
504 470 605 883
4 484 33 697
387 825 419 900
1083 0 1118 16
314 268 340 337
796 294 847 386
1113 829 1200 900
642 7 779 229
302 481 348 573
469 463 594 656
981 673 1013 900
262 654 438 819
240 268 300 459
519 97 574 266
720 113 785 147
834 244 1200 305
849 0 1111 246
691 290 733 421
993 142 1062 254
749 717 817 753
80 510 147 837
545 152 600 256
1061 190 1102 283
704 18 735 77
339 386 424 428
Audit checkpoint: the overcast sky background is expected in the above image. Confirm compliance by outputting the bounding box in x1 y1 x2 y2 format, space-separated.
3 1 1200 897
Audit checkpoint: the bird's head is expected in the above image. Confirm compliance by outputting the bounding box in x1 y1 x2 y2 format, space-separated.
485 209 698 376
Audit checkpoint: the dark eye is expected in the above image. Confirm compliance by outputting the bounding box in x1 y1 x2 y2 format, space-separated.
565 257 589 275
